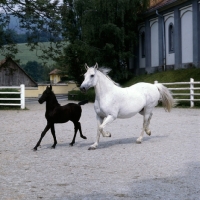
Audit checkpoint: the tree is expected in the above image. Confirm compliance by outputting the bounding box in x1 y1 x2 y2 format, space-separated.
22 61 51 82
57 0 149 84
0 0 64 61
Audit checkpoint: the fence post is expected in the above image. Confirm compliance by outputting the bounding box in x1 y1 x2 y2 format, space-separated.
20 84 25 109
190 78 194 108
154 80 158 84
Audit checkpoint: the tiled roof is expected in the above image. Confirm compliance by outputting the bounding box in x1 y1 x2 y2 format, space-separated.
148 0 177 12
49 69 61 75
0 58 6 66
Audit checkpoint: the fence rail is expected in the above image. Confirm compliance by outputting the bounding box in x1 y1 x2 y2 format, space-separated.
0 84 25 109
155 78 200 107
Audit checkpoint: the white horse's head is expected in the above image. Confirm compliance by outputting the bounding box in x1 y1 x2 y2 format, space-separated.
80 63 98 92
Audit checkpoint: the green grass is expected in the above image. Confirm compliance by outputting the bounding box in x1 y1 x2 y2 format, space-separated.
0 42 67 66
125 68 200 107
123 68 200 86
68 68 200 107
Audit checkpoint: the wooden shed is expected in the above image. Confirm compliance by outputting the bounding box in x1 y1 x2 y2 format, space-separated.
0 57 37 87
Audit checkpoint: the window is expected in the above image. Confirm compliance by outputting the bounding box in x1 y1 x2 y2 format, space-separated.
141 31 145 58
169 23 174 53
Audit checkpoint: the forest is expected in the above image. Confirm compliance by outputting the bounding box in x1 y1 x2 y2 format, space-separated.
0 0 150 84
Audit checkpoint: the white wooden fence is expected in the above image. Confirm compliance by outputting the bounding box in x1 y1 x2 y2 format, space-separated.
0 84 25 109
155 78 200 107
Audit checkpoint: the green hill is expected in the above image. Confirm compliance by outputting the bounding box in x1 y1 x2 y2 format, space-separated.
0 42 66 66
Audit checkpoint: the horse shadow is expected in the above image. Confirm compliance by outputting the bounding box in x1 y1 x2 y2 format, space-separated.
34 135 168 151
92 135 168 149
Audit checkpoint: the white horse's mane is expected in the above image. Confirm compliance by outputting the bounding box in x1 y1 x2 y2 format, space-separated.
98 67 120 87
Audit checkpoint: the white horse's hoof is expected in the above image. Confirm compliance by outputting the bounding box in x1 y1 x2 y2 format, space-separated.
146 130 151 136
101 131 111 137
106 132 111 137
136 139 142 144
88 146 97 150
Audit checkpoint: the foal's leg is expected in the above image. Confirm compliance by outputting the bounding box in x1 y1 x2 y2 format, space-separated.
51 124 57 149
137 110 153 144
88 115 115 150
33 123 51 151
70 121 79 146
70 121 87 146
77 122 87 140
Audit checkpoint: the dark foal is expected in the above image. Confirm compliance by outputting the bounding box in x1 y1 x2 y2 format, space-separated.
33 85 88 151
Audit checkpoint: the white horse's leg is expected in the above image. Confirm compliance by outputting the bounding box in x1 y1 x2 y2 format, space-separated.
99 115 116 137
88 115 115 150
145 113 153 136
137 111 152 143
88 115 103 150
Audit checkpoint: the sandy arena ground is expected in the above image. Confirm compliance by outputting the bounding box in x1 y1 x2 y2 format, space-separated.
0 101 200 200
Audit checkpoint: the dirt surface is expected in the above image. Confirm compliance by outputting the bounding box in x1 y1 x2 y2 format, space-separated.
0 101 200 200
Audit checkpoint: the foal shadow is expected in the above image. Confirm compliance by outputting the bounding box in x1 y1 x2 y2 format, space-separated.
34 135 167 151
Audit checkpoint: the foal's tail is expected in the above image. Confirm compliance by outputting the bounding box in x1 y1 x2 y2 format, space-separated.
78 100 89 105
155 84 176 112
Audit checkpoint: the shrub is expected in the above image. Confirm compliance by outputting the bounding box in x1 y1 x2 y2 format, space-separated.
68 89 95 102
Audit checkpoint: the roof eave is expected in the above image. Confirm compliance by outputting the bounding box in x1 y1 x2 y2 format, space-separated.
145 0 188 18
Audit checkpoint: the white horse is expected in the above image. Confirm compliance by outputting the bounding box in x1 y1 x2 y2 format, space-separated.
80 63 175 150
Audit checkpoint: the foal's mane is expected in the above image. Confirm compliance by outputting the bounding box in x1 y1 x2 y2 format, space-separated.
98 67 120 87
47 88 60 106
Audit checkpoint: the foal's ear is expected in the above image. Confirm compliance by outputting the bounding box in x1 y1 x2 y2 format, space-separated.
49 84 52 90
94 62 98 69
85 63 89 70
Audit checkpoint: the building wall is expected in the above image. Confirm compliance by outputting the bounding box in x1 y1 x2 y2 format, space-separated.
136 0 200 75
25 83 78 98
50 74 61 84
180 5 193 65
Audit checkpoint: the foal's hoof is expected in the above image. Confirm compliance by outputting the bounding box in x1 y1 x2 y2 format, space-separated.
32 148 37 151
69 143 74 146
82 136 87 139
51 146 56 149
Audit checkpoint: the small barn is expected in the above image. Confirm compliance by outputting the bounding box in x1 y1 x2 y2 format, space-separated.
49 69 61 84
0 57 37 87
49 68 68 84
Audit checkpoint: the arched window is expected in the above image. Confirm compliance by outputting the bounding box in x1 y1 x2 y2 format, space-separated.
141 31 145 58
169 23 174 53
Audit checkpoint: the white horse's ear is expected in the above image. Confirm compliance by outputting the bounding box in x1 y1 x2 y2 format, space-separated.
94 62 98 69
85 63 89 70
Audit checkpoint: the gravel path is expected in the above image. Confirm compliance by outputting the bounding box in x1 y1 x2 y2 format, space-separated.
0 101 200 200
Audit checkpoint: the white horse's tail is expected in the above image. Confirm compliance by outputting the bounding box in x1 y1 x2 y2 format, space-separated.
155 84 176 112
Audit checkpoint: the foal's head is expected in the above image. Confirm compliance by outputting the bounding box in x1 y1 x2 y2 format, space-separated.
38 85 54 104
